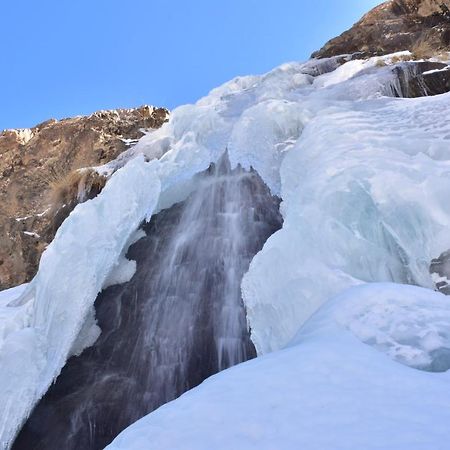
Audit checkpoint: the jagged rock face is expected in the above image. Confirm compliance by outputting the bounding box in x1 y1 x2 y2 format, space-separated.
430 250 450 294
0 106 169 290
313 0 450 58
391 61 450 96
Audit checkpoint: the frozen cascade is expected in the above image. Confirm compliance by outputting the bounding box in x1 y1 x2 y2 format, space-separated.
12 155 283 450
3 53 450 447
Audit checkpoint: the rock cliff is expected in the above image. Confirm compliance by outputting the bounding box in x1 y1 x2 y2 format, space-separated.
0 106 168 289
313 0 450 58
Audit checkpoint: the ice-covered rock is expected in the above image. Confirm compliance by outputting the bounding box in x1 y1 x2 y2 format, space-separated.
243 89 450 354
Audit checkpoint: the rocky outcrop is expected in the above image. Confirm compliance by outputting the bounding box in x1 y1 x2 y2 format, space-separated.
430 250 450 294
390 61 450 96
0 106 169 290
313 0 450 58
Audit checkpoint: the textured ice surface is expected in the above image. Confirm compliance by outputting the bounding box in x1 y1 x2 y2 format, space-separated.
3 53 450 447
105 284 450 450
243 92 450 353
298 283 450 372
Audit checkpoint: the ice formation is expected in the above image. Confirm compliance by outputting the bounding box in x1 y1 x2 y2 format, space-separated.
2 52 450 448
12 157 282 450
105 284 450 450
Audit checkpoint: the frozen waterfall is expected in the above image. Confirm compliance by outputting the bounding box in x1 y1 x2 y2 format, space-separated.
12 155 282 450
3 52 450 449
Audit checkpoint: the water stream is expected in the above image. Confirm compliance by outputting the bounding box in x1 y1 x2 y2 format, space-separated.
13 156 283 450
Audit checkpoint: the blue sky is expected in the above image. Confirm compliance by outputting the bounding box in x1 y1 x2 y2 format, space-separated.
1 0 381 130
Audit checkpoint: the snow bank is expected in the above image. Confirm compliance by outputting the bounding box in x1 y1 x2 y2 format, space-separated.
105 283 450 450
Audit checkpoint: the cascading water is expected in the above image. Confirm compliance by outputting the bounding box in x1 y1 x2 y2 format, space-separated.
12 155 283 450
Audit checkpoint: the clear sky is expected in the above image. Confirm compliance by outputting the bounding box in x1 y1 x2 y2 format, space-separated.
1 0 381 130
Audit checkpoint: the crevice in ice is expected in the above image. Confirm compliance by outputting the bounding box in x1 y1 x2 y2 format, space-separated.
12 155 283 450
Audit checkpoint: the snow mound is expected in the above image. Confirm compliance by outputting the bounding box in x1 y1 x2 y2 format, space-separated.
296 283 450 372
105 283 450 450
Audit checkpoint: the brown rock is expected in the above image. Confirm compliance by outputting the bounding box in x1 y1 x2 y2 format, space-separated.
0 105 169 290
313 0 450 58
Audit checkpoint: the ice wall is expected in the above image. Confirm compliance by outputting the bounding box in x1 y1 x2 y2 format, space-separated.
243 92 450 353
0 158 161 448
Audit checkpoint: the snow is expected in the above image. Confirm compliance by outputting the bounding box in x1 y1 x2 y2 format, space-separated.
106 284 450 450
422 67 450 76
6 128 34 145
432 272 450 284
3 52 450 447
308 283 450 372
15 208 49 222
22 231 40 238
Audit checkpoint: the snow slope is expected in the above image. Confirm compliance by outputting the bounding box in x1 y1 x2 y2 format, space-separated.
2 54 450 447
106 284 450 450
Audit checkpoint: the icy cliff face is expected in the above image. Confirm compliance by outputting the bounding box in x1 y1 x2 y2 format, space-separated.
2 53 450 447
244 89 450 353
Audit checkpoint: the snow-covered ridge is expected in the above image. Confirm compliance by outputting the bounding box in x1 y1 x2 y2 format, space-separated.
2 52 450 447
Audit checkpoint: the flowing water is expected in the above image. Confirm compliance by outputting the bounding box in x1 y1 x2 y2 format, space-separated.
13 156 283 450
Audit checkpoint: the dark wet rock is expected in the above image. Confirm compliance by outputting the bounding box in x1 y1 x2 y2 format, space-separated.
313 0 450 58
12 159 283 450
430 250 450 294
391 61 450 96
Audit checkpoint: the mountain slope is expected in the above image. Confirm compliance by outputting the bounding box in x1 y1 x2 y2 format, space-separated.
0 106 168 289
313 0 450 58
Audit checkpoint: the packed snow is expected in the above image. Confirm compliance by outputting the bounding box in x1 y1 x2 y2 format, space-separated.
106 284 450 450
2 52 450 448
